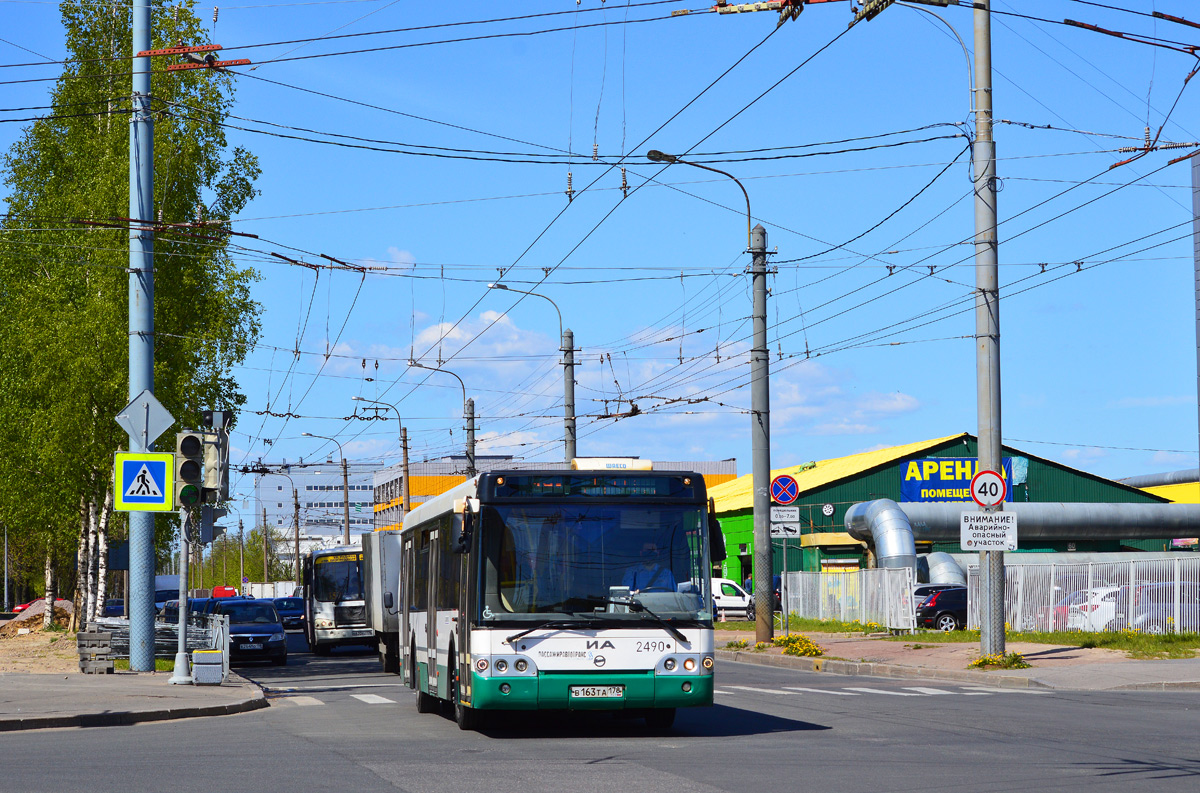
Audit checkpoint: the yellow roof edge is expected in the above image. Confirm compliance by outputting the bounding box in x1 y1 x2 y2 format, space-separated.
709 433 969 513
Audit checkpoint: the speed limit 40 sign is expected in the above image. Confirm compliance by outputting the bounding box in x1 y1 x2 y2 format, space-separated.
970 469 1007 508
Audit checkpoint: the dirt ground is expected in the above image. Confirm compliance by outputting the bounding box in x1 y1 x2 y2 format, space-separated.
0 628 79 674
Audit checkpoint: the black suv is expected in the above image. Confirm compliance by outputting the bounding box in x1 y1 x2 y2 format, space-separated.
915 586 967 631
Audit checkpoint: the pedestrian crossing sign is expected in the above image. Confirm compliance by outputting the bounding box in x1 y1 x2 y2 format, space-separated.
114 452 175 512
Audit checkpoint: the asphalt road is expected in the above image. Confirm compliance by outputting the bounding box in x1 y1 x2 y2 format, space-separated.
4 632 1198 792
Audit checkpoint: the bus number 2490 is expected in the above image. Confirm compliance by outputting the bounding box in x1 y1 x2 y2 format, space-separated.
637 640 670 653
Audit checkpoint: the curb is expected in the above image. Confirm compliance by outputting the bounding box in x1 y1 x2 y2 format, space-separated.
714 649 1045 689
0 678 268 733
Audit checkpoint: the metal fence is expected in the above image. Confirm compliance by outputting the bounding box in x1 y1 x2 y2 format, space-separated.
783 568 916 631
966 558 1200 633
90 613 230 660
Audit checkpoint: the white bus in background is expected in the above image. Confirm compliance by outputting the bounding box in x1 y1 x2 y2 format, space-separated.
399 464 724 731
301 546 373 655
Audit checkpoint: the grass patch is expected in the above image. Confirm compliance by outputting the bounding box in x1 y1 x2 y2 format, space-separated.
114 658 175 672
884 629 1200 658
717 617 885 634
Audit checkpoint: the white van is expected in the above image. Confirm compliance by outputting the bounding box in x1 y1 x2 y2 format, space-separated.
712 578 754 620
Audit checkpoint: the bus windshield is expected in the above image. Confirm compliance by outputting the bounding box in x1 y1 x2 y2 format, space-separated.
313 554 364 603
481 503 711 622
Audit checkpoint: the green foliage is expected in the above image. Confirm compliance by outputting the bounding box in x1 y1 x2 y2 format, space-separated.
887 629 1200 658
0 1 261 591
724 639 749 650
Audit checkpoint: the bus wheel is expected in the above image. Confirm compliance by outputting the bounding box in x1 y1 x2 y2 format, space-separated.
311 642 331 657
645 708 676 731
413 641 437 713
451 659 484 731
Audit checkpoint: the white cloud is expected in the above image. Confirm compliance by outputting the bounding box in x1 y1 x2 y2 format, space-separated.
1150 451 1197 468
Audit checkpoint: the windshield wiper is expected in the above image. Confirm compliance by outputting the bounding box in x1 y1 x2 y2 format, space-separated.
504 619 594 646
571 595 690 645
626 598 689 645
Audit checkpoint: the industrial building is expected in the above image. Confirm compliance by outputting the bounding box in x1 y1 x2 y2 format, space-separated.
708 432 1187 585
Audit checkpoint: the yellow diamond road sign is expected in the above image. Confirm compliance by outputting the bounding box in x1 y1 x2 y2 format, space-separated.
114 452 175 512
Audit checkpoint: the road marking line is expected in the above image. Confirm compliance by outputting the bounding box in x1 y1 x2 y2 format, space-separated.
282 696 324 707
267 683 409 692
351 693 396 704
843 687 921 696
959 686 1047 695
782 687 858 696
902 687 955 695
726 686 798 695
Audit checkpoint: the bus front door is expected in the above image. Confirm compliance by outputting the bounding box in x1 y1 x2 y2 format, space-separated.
426 529 440 695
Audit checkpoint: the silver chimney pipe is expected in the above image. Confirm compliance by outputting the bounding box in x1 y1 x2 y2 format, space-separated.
844 499 916 572
900 501 1200 541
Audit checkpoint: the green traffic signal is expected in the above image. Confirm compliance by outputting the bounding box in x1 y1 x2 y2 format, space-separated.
178 483 201 506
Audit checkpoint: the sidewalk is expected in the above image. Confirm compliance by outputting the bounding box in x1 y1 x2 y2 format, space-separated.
713 629 1200 691
0 672 267 732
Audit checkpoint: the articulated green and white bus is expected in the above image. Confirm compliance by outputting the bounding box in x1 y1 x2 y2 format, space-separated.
398 465 724 730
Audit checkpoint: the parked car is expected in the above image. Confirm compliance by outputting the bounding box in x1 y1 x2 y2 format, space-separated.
273 597 306 630
12 601 33 613
158 598 213 623
1065 586 1123 631
101 599 124 617
912 583 964 608
915 586 967 631
1107 582 1200 634
712 578 754 620
1035 590 1090 632
213 598 287 665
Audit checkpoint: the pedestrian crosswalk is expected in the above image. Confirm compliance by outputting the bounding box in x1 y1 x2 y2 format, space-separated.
715 683 1045 698
268 681 1044 709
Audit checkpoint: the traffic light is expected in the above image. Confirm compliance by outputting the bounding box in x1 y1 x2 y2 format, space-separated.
175 430 205 507
202 410 231 502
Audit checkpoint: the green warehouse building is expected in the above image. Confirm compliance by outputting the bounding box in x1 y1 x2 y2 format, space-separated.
708 432 1172 585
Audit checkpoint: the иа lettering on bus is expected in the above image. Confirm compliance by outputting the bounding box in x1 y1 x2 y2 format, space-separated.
898 458 1015 503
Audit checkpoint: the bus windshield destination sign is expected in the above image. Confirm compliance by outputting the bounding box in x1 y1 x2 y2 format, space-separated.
489 474 695 499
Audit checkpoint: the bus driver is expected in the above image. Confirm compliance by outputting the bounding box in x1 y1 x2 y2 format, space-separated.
622 542 677 593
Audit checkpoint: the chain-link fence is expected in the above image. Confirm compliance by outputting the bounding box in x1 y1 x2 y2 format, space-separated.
966 557 1200 633
783 568 915 631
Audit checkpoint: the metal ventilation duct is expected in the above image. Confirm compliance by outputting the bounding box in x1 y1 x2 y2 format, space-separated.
899 501 1200 541
844 499 916 572
925 552 966 586
1117 469 1200 488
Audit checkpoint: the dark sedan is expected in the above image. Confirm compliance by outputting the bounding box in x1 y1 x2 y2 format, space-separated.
273 597 306 631
915 586 967 631
213 598 288 665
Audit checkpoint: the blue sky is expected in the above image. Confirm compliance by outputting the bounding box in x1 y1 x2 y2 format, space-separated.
3 0 1199 511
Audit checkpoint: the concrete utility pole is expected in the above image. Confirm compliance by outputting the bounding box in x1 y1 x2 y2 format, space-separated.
238 519 244 588
341 458 351 545
466 398 477 477
4 524 8 611
169 508 192 685
973 0 1006 657
749 223 773 644
486 283 576 460
408 361 475 476
563 329 577 460
293 488 301 584
262 507 269 583
645 149 771 642
127 0 156 673
401 427 411 513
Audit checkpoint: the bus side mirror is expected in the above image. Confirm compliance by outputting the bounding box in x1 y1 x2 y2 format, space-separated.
453 497 479 554
383 592 394 610
708 507 726 563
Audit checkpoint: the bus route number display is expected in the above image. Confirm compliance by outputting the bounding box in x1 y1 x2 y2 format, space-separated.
315 552 361 564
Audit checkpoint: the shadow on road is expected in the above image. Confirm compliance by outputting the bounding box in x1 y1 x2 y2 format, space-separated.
462 703 829 739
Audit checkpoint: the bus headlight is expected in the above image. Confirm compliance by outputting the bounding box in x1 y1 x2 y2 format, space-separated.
476 658 489 673
514 659 527 672
315 618 334 630
683 658 696 672
495 659 508 673
702 656 714 671
663 658 677 671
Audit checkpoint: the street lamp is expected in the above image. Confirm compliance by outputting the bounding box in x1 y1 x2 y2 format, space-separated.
351 396 410 515
409 361 476 476
487 283 576 461
301 432 352 545
646 148 772 644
